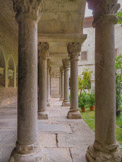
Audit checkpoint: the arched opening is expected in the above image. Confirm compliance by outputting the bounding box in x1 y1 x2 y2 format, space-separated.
0 50 5 87
8 57 14 87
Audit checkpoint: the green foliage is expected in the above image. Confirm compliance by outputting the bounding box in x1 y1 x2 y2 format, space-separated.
78 68 93 93
78 93 88 108
88 92 95 107
116 9 122 25
115 54 122 109
81 108 122 145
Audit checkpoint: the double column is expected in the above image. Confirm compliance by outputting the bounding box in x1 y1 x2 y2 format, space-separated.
86 1 121 161
62 59 70 106
9 1 43 162
38 42 49 120
67 42 82 119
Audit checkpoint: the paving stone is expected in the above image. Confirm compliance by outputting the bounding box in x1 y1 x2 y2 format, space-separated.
70 148 88 162
58 133 94 148
43 148 72 162
0 145 15 162
38 123 72 134
0 120 17 129
0 99 95 162
38 134 57 147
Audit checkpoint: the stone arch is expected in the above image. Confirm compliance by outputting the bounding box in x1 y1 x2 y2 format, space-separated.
0 49 5 87
8 56 15 87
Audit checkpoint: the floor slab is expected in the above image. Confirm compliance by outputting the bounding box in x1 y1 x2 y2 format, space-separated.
0 98 95 162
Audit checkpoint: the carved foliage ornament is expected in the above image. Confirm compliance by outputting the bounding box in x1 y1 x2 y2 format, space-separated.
91 0 120 21
38 42 49 59
13 0 42 21
67 42 81 58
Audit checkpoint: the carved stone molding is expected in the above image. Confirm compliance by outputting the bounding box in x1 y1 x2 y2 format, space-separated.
16 142 39 154
62 59 70 69
67 42 81 60
13 0 42 22
38 42 49 60
87 0 120 24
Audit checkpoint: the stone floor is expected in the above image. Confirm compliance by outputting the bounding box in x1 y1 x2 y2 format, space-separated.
0 98 94 162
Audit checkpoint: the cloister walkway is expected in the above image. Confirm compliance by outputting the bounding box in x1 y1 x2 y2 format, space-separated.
0 98 94 162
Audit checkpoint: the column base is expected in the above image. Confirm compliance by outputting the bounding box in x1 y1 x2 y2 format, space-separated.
67 110 82 119
62 101 70 106
38 111 48 120
86 141 122 162
9 143 45 162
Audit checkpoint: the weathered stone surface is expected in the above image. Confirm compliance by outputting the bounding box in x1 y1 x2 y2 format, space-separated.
38 123 72 134
38 134 56 148
70 148 88 162
43 148 72 162
0 99 96 162
58 131 94 148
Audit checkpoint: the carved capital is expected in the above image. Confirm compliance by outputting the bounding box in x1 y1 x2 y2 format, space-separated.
87 0 120 25
38 42 49 60
62 59 70 69
67 42 81 60
13 0 42 22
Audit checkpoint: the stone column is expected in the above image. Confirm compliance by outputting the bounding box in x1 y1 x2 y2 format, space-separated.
67 43 82 119
38 42 49 119
86 1 121 161
47 60 51 107
5 64 8 88
9 1 43 162
59 76 61 98
60 67 64 101
14 65 16 88
62 59 70 106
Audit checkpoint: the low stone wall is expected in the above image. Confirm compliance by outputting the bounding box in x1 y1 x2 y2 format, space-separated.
0 88 17 107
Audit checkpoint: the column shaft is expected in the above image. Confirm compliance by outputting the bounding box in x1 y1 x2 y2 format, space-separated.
18 19 38 145
70 60 78 110
38 42 49 120
47 67 50 106
86 8 121 161
95 20 116 145
62 64 70 106
67 42 82 119
38 59 47 112
60 69 64 100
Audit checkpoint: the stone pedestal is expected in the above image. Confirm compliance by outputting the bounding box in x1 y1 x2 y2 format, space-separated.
9 1 43 162
60 67 64 101
67 43 82 119
86 1 121 161
62 59 70 107
38 43 49 120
